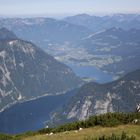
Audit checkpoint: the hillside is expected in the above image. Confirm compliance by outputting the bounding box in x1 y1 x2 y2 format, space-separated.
0 112 140 140
50 69 140 123
22 125 140 140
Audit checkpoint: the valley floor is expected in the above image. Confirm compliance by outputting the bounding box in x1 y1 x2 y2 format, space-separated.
22 125 140 140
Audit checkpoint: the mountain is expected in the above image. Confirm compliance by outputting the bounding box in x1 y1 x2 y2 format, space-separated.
0 28 82 112
50 27 140 78
50 69 140 123
0 18 91 49
77 27 140 75
64 14 140 31
1 14 139 50
64 14 103 32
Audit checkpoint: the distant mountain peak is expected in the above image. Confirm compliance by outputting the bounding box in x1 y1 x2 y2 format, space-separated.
74 13 91 17
0 27 17 40
64 14 95 22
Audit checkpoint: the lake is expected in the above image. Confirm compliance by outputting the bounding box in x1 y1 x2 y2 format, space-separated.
68 64 114 83
0 89 77 134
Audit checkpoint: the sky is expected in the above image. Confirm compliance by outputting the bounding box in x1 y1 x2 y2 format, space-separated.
0 0 140 18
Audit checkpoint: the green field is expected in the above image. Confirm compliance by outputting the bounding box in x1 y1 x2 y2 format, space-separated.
22 125 140 140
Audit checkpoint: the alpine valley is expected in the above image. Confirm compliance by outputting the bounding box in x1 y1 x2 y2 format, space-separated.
0 14 140 81
0 14 140 135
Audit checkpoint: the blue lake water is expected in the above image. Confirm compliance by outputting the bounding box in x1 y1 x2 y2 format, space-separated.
0 89 77 134
68 64 114 83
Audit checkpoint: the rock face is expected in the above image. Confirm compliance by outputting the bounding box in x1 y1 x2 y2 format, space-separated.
136 104 140 112
51 70 140 122
0 28 82 112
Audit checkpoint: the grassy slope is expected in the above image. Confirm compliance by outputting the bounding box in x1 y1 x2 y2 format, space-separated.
22 125 140 140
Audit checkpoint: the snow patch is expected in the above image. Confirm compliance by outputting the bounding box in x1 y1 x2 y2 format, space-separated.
67 105 78 119
94 92 116 114
19 62 24 68
18 94 22 100
0 50 6 58
8 40 17 46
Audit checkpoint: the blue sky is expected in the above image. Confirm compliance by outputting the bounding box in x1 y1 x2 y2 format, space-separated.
0 0 140 17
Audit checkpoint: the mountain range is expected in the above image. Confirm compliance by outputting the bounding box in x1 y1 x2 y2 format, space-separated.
0 14 140 79
64 14 140 31
1 14 140 50
0 18 91 49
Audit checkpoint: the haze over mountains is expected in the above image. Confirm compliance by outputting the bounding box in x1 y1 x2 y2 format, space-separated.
0 14 140 80
64 14 140 31
0 13 140 134
0 18 91 49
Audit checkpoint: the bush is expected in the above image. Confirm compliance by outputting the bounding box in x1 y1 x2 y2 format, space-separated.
84 132 136 140
38 112 140 134
0 133 13 140
1 112 139 140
